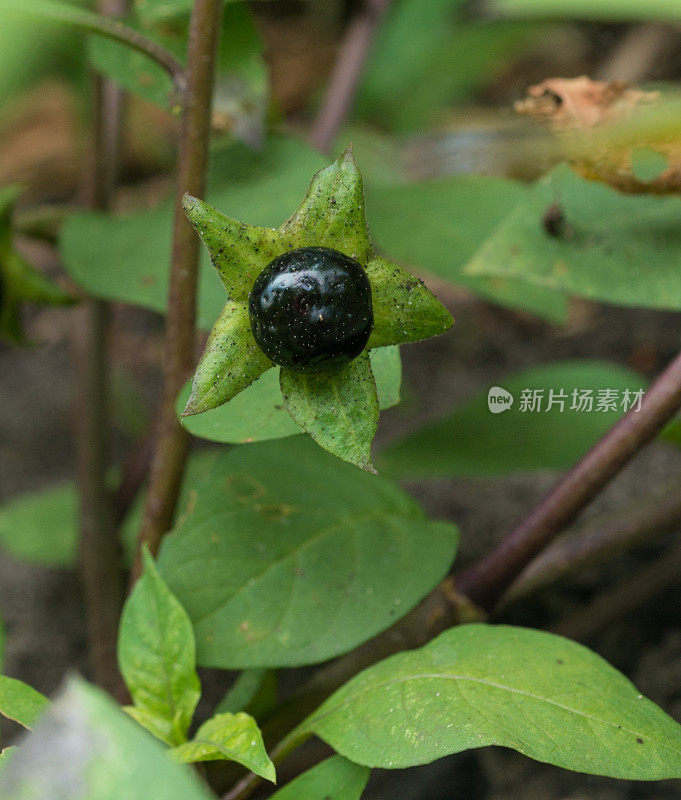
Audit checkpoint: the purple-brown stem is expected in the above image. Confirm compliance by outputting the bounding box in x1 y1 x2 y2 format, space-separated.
457 348 681 611
309 0 393 153
131 0 222 582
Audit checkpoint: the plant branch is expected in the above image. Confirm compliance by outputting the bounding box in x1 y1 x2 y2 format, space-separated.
309 0 392 153
222 729 310 800
224 351 681 796
503 479 681 603
130 0 222 582
0 0 185 91
457 348 681 611
75 0 128 698
552 536 681 641
222 583 483 800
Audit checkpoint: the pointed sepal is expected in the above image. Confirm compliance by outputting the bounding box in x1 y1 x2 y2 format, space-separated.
365 255 453 348
182 301 272 416
183 194 281 301
280 351 379 472
280 146 373 263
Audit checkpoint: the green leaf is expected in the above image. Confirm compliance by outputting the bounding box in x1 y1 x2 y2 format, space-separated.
0 451 219 569
60 136 327 330
490 0 681 23
268 756 369 800
366 175 567 322
304 624 681 779
179 346 401 445
182 301 272 416
169 712 275 781
88 33 175 109
118 548 200 746
356 0 540 133
280 147 372 264
631 147 668 183
157 437 459 668
366 255 453 347
378 360 649 478
215 669 271 716
0 483 76 567
280 352 379 472
0 678 213 800
465 164 681 311
0 676 49 731
0 188 74 343
0 747 15 776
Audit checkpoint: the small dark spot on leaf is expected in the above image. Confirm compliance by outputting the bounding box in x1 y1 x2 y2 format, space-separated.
543 204 567 237
140 276 155 286
556 659 564 665
637 737 644 744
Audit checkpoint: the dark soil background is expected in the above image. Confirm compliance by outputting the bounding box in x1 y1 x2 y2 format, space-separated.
3 4 681 798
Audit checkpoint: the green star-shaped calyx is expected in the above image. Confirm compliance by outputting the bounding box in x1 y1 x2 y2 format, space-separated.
0 186 75 343
182 146 453 471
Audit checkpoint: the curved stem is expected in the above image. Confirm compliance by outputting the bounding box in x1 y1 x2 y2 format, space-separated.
457 347 681 611
0 0 185 90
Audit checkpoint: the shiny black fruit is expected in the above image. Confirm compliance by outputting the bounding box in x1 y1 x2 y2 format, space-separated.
248 246 373 374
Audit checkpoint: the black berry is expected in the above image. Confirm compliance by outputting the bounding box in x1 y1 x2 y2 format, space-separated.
248 246 373 374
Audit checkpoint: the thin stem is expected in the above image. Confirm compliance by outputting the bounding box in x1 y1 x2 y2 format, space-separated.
131 0 222 581
503 479 681 603
222 583 482 800
552 537 681 641
222 729 311 800
457 348 681 611
0 0 185 91
309 0 392 153
75 0 127 698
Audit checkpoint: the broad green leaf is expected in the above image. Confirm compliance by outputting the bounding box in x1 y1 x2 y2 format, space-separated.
366 256 453 347
179 345 402 445
268 756 369 800
60 136 327 330
169 712 275 781
0 451 220 568
280 148 372 264
366 175 567 322
491 0 681 22
118 548 200 746
182 301 272 416
0 483 76 567
356 0 540 133
378 361 649 478
280 352 378 472
465 164 681 311
305 624 681 779
0 678 213 800
157 437 459 668
0 676 49 731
